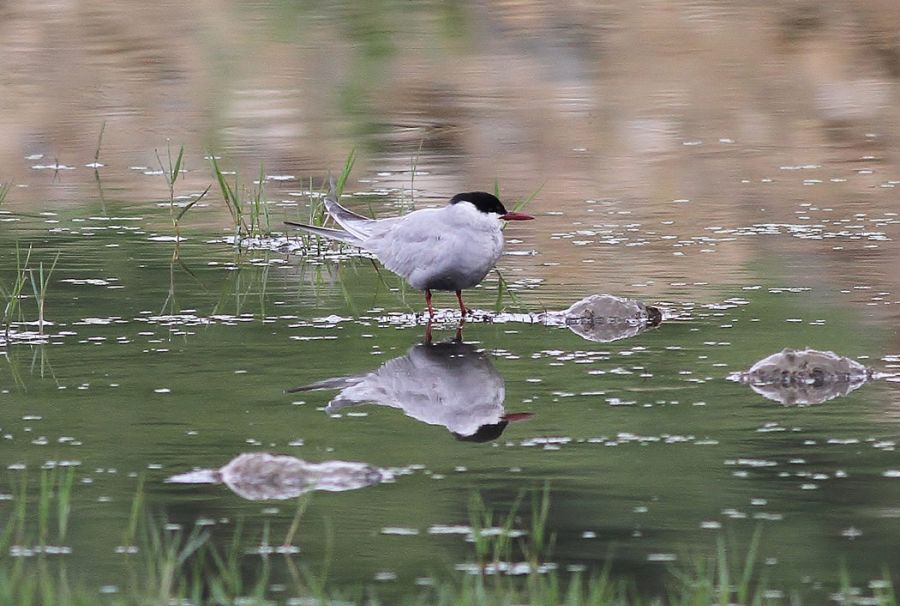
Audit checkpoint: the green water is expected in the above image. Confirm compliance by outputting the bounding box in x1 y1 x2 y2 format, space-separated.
1 196 898 601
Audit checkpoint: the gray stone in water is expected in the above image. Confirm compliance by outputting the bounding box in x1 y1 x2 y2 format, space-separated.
166 452 387 500
729 348 871 406
558 294 662 343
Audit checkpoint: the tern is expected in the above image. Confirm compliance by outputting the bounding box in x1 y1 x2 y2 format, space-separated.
284 188 533 316
287 335 533 442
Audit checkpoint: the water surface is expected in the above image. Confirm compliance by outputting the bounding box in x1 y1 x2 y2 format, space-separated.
1 1 900 602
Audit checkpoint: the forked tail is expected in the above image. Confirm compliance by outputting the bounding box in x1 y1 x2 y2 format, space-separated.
283 220 365 247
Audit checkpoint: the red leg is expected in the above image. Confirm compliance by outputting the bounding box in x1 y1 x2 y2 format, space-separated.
455 289 467 316
425 288 434 318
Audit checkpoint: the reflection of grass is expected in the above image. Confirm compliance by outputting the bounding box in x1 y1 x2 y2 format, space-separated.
210 255 272 319
0 477 895 605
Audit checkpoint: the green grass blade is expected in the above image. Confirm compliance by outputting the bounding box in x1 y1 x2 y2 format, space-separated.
335 148 357 198
94 121 106 164
172 145 185 183
0 181 11 206
512 181 544 213
175 185 212 223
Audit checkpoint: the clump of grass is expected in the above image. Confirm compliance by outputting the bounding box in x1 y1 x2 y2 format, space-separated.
1 244 32 340
210 153 245 239
28 251 59 336
309 148 357 232
157 143 211 242
0 181 11 207
1 245 60 339
466 484 554 573
0 478 896 605
156 142 185 227
250 162 271 236
0 467 76 554
670 527 766 605
289 149 357 256
209 155 271 241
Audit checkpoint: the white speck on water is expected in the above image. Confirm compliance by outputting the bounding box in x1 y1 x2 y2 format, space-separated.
381 527 419 536
154 388 171 394
427 525 472 535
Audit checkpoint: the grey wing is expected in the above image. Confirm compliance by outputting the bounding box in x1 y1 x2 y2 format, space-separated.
366 211 468 288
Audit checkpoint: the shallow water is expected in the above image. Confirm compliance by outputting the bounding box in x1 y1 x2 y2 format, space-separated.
2 192 899 599
2 1 900 602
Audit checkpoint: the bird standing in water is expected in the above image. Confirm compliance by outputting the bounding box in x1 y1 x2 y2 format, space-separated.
285 188 533 316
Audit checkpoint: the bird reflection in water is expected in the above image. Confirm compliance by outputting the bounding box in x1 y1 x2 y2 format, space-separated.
289 323 532 442
166 452 388 500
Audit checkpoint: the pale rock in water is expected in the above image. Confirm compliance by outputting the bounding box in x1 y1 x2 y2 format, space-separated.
728 348 871 406
548 294 662 343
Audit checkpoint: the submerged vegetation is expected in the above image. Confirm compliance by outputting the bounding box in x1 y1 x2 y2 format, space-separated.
0 474 894 606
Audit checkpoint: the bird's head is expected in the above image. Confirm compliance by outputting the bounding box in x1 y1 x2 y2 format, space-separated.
449 192 534 221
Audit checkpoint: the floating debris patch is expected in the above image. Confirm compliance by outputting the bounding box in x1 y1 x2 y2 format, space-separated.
728 348 872 405
364 294 663 343
166 452 390 500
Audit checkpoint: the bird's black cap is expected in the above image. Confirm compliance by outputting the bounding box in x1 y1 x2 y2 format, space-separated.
453 421 509 443
450 191 508 215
